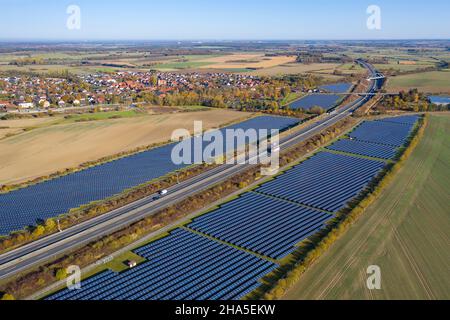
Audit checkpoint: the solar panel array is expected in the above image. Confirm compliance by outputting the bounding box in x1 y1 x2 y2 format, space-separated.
328 115 419 160
188 192 332 259
47 228 277 301
349 117 417 147
256 152 385 212
45 115 420 301
289 94 342 111
0 116 299 236
326 139 398 160
375 115 420 126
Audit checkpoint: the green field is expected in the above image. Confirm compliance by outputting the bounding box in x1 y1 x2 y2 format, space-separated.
152 61 213 71
281 92 305 106
374 62 436 73
0 51 228 74
284 113 450 300
387 70 450 93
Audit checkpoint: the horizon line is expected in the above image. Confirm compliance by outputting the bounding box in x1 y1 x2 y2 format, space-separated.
0 38 449 43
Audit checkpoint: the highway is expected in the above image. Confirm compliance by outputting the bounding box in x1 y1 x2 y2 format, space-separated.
0 60 383 281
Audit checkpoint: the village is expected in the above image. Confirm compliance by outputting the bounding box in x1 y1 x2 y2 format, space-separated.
0 71 265 114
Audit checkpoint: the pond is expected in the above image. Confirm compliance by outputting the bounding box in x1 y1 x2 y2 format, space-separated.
429 96 450 105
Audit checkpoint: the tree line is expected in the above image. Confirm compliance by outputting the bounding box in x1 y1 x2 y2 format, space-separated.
378 89 449 113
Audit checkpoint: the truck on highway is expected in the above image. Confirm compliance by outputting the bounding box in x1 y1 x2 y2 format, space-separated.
269 142 280 154
326 109 338 115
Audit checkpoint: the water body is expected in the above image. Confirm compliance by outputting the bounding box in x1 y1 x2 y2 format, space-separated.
289 94 342 111
319 83 353 93
429 96 450 105
0 116 299 235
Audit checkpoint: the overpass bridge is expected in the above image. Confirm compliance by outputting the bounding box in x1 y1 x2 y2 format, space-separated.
367 73 386 81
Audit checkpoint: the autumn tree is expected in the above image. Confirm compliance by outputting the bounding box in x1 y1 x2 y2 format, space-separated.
1 293 15 300
55 268 68 281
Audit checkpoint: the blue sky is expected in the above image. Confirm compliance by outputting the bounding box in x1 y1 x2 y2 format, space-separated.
1 0 449 40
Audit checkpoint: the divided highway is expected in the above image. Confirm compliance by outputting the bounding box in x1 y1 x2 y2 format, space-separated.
0 61 383 281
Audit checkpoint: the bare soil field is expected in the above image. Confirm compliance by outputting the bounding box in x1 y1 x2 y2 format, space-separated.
0 117 57 139
0 109 253 185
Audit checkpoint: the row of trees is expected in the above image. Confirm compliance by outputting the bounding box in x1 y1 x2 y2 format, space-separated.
9 57 45 66
378 89 449 113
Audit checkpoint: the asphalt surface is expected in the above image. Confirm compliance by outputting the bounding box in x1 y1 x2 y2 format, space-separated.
0 60 381 281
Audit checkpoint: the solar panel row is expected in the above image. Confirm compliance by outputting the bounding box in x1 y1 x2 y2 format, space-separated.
326 139 398 160
289 94 342 111
256 152 385 212
349 117 417 147
46 229 277 301
375 115 420 126
188 192 333 259
0 116 299 236
328 115 420 159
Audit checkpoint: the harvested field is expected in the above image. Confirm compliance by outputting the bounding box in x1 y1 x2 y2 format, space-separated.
0 117 57 139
